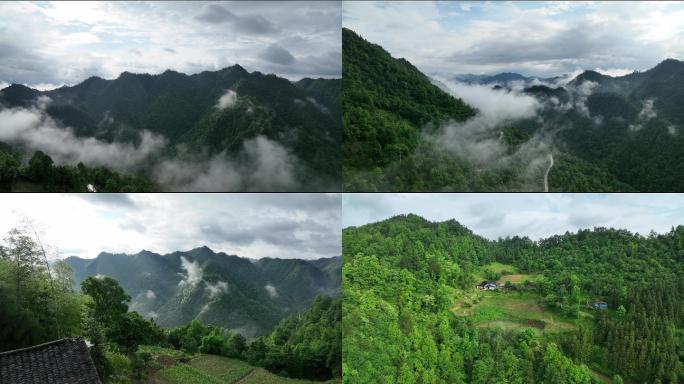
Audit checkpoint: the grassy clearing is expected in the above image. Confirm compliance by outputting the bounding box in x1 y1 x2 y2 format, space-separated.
151 352 333 384
496 273 542 285
473 262 517 281
157 363 224 384
453 291 579 334
473 262 542 285
482 262 518 274
189 355 253 383
236 368 335 384
139 345 190 359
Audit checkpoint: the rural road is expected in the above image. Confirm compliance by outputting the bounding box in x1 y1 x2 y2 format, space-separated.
543 153 554 192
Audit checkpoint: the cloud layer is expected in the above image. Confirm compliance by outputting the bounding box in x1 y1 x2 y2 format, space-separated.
0 101 165 169
155 135 300 192
343 1 684 78
0 96 303 192
0 194 341 260
0 1 341 88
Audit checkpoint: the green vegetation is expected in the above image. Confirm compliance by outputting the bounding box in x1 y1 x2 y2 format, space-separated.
0 226 340 383
342 28 476 191
189 355 253 382
65 249 341 338
0 148 156 192
457 292 582 334
155 354 338 384
157 364 224 384
343 214 684 383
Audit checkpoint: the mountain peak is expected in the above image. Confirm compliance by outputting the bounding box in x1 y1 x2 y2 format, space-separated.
161 69 182 76
4 83 34 91
227 64 247 73
83 75 105 82
571 69 608 85
659 58 683 65
189 245 215 254
651 58 684 72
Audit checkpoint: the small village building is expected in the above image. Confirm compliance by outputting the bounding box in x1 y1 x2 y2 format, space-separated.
0 338 101 384
476 281 498 290
592 300 608 310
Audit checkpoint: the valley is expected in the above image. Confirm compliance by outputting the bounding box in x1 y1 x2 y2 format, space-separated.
342 27 684 192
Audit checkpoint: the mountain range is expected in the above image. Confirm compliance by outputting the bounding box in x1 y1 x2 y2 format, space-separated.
65 246 341 338
453 72 547 85
0 65 341 191
342 27 684 192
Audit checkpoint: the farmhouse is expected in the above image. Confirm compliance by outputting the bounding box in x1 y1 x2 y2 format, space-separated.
0 338 101 384
477 281 498 290
592 300 608 310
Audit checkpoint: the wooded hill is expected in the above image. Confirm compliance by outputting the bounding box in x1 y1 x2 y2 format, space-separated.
343 214 684 383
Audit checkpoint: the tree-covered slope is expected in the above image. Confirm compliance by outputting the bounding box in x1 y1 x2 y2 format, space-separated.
549 58 684 191
65 248 341 338
343 214 684 383
342 28 475 188
246 296 341 380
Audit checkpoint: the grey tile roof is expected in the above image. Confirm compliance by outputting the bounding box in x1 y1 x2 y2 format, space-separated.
0 338 101 384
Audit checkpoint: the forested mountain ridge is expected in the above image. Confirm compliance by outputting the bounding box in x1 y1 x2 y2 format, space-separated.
459 59 684 192
343 25 684 192
343 214 684 383
530 58 684 191
342 28 476 190
65 247 341 338
0 66 341 192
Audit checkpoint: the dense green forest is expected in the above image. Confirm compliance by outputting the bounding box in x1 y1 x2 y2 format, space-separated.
0 226 341 383
343 214 684 383
0 147 156 192
342 28 478 191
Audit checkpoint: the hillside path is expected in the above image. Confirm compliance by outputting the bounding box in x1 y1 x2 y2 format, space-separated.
234 368 257 384
543 153 554 192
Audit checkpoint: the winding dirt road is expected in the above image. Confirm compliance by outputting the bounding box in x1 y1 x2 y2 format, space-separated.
543 153 554 192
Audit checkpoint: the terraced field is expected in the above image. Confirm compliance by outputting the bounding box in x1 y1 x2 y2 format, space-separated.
473 262 542 285
150 352 337 384
453 292 583 334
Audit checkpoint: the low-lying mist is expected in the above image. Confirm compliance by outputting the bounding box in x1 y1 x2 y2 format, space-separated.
425 77 558 189
0 97 305 191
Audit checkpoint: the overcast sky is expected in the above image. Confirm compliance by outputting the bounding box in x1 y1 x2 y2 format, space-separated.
0 193 341 260
343 194 684 240
343 1 684 78
0 1 341 90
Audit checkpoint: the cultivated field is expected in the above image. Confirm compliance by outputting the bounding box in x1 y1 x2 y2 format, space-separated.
146 348 336 384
